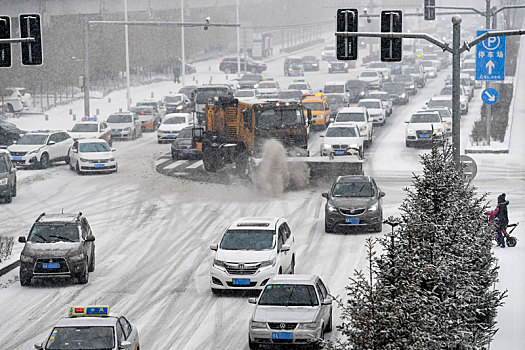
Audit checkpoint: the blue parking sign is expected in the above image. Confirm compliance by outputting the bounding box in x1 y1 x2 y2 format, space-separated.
475 30 506 81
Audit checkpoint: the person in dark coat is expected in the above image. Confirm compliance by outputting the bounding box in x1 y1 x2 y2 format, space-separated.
173 65 180 84
495 193 509 247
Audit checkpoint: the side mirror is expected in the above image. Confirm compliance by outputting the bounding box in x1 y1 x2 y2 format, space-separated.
322 298 332 305
34 343 43 350
321 192 329 199
85 235 96 242
248 297 257 304
18 236 27 243
280 244 290 252
404 120 410 123
111 148 116 152
119 340 132 349
319 135 325 138
47 141 56 145
210 243 218 251
379 191 385 198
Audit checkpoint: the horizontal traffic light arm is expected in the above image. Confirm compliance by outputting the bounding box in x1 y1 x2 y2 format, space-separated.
462 29 525 53
335 31 452 53
494 5 525 15
430 6 485 16
89 20 239 28
0 38 35 44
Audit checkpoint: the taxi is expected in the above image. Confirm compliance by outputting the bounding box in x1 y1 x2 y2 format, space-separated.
302 94 331 129
35 306 140 350
69 117 113 146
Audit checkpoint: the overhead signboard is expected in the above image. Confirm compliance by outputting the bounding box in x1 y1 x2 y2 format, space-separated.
475 30 505 81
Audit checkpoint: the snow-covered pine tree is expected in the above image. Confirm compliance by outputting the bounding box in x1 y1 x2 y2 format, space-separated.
327 143 505 350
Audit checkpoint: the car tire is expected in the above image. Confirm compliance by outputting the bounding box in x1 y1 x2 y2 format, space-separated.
373 222 383 233
88 251 95 272
39 153 50 169
248 337 260 350
278 267 283 274
11 181 16 197
325 311 333 332
405 140 411 147
324 222 334 233
69 160 75 170
211 288 222 296
77 262 89 284
20 272 32 286
76 162 83 175
108 137 113 147
4 191 12 203
290 256 295 274
64 154 70 165
131 130 136 141
359 147 364 159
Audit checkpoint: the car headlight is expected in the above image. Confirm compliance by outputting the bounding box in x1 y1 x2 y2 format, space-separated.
176 105 183 110
0 178 7 185
328 64 333 68
298 321 319 330
288 67 292 71
20 254 34 263
259 258 276 269
236 84 241 89
250 321 267 329
327 202 338 213
434 128 442 133
407 128 415 134
108 158 115 162
27 148 39 155
344 63 348 68
322 143 333 150
368 202 379 211
213 258 226 269
79 158 91 163
444 123 450 127
410 84 415 89
69 253 85 262
124 127 131 131
312 63 318 66
359 91 365 96
254 84 258 89
400 93 406 98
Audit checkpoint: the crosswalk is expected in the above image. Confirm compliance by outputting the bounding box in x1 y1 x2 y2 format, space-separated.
155 153 204 175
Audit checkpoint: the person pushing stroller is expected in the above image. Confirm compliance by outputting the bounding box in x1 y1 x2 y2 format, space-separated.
484 193 509 248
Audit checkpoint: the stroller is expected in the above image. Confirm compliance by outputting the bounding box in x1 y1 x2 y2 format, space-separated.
484 207 519 247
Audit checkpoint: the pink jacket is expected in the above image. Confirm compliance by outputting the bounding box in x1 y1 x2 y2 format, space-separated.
484 207 499 222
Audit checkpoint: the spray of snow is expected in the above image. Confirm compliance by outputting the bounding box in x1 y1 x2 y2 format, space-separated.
255 139 309 195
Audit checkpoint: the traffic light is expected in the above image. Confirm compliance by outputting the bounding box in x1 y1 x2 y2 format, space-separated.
19 13 43 66
0 16 11 68
380 10 402 62
336 9 358 61
424 0 436 21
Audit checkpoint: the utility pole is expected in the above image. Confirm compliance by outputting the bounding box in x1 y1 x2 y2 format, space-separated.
181 0 186 86
124 0 131 111
83 17 90 117
452 16 462 167
236 0 241 76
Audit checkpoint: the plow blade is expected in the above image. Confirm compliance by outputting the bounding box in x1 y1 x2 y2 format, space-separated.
287 155 364 180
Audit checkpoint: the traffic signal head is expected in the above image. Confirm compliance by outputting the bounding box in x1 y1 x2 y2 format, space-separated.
380 10 402 62
19 14 43 66
0 16 11 68
336 8 358 61
424 0 436 21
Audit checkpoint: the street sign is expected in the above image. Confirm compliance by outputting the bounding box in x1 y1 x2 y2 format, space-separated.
481 87 499 105
475 30 505 81
460 155 477 182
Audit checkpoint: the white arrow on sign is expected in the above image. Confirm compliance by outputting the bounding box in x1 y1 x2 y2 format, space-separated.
484 90 496 102
486 60 495 75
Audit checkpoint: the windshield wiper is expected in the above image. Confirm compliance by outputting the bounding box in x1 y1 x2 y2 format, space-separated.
30 232 48 243
48 235 75 242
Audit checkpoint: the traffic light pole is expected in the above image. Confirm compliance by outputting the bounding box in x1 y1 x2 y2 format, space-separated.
83 18 90 118
335 25 525 170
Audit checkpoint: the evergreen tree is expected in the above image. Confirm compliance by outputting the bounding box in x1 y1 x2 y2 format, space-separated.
327 143 505 350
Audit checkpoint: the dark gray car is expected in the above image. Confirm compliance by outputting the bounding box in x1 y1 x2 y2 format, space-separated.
18 212 95 286
0 149 16 203
322 175 385 233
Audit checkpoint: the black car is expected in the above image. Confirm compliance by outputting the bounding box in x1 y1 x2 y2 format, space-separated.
392 74 418 95
0 149 16 203
381 82 409 105
345 80 368 103
325 94 348 119
171 126 203 160
18 212 96 286
236 73 264 89
219 57 267 74
302 55 320 71
322 175 385 233
402 65 426 88
0 120 24 146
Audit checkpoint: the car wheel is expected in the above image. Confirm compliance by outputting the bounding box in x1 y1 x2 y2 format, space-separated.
6 104 14 113
373 222 383 233
11 182 16 197
359 147 364 159
290 256 295 274
278 267 283 274
20 272 32 286
171 151 178 160
108 137 113 147
248 336 260 350
88 251 95 272
131 130 136 141
405 140 411 147
69 160 75 170
211 288 222 296
39 153 50 169
324 222 334 233
76 162 83 175
325 311 333 332
77 261 89 284
64 154 70 165
4 191 12 203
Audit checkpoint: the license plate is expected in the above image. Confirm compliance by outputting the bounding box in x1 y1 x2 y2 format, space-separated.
272 332 293 340
345 217 360 224
183 149 194 154
94 164 105 168
112 132 121 136
419 134 430 138
232 278 250 286
335 150 345 155
13 156 22 161
42 263 60 269
167 135 174 138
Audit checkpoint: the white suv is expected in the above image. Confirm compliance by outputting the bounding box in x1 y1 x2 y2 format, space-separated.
209 217 296 293
7 131 74 169
405 111 444 147
2 87 32 113
334 107 373 144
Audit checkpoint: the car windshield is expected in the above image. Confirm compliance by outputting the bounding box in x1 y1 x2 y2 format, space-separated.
28 224 80 243
326 95 345 104
403 67 418 74
71 124 98 132
303 102 324 111
358 101 381 109
195 89 230 103
428 109 451 118
324 85 344 93
369 93 388 101
258 284 319 306
107 114 132 123
336 112 364 122
287 59 302 65
326 127 357 138
240 74 261 81
332 182 374 197
279 91 302 100
393 76 412 83
256 109 304 129
16 134 47 145
288 83 307 90
164 117 187 124
303 56 316 62
346 80 366 89
259 82 277 89
46 326 115 350
429 100 452 109
410 114 441 123
79 142 110 153
163 96 183 103
369 62 387 68
131 107 153 114
235 91 255 97
360 72 377 77
382 83 405 93
220 229 274 250
440 87 453 95
138 101 157 107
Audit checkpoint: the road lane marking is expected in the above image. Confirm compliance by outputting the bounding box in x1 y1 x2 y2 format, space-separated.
186 160 203 169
